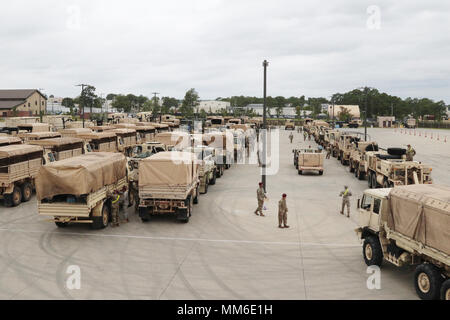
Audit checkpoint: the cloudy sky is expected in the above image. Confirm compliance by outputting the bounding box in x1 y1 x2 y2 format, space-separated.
0 0 449 102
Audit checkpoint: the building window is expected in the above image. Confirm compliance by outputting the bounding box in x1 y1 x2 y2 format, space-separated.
35 101 37 106
28 102 31 107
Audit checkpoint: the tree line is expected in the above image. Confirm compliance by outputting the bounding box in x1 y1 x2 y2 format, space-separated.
60 86 448 121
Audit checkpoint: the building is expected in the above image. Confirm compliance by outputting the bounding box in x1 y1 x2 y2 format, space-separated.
197 100 231 114
242 104 308 118
324 104 360 119
377 116 395 128
0 89 47 117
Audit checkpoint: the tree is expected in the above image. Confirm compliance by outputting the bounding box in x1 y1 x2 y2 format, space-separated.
181 88 199 117
112 95 132 113
338 107 352 122
79 85 98 116
162 97 179 114
106 93 117 101
62 97 75 116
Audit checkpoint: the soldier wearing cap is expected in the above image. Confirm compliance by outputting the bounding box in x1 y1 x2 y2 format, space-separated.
107 190 121 227
406 144 416 161
255 182 267 217
278 194 289 229
339 185 352 218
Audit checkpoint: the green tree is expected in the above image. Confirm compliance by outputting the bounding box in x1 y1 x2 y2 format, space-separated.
162 97 179 114
181 88 199 117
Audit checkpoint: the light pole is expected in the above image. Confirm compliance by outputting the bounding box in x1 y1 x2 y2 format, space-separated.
76 84 90 128
262 60 269 192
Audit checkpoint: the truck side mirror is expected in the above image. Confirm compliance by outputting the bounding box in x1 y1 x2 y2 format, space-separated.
357 199 361 209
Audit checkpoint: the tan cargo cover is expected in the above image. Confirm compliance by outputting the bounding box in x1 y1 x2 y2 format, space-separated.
0 136 22 146
0 144 43 158
203 132 234 149
298 151 324 168
155 132 191 149
139 152 198 188
27 137 84 148
388 184 450 255
36 152 127 201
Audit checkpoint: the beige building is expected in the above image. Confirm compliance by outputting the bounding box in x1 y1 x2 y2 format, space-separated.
0 89 47 118
326 105 360 119
377 116 395 128
197 100 231 114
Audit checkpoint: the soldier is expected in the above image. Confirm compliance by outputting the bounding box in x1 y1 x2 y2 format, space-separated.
303 131 307 141
339 185 352 218
278 194 289 229
406 144 416 161
326 146 332 159
119 187 129 223
289 132 294 144
128 169 139 214
254 182 267 217
108 190 121 227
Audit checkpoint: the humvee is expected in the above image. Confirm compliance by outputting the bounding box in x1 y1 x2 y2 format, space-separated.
293 148 324 175
185 146 217 194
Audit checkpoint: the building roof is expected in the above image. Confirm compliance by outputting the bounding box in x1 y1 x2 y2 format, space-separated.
0 89 47 110
0 100 24 110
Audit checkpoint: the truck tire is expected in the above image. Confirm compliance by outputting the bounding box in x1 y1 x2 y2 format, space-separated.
349 161 355 173
92 204 109 230
5 187 22 207
139 207 150 222
441 279 450 300
363 236 383 267
193 187 199 204
371 173 378 189
55 222 68 228
210 170 216 185
414 264 444 300
387 148 406 156
383 180 390 189
358 169 366 181
298 170 303 175
21 182 33 202
368 172 372 188
318 170 323 176
178 196 192 223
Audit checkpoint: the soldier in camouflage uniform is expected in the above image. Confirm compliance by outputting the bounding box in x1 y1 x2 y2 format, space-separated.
278 194 289 228
128 169 139 214
108 190 121 227
406 144 416 161
326 146 332 159
289 132 294 144
254 182 267 217
339 185 352 218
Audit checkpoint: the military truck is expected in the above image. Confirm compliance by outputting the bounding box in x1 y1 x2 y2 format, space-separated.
355 185 450 300
112 128 138 156
202 132 234 170
404 118 417 129
208 116 225 128
293 148 324 175
137 112 153 122
28 137 84 164
348 141 378 180
329 131 341 158
76 131 118 153
20 131 62 142
154 132 191 151
285 120 295 130
0 136 22 147
366 148 433 188
0 144 43 207
36 153 128 229
337 134 359 165
138 152 200 223
143 122 170 133
185 146 217 194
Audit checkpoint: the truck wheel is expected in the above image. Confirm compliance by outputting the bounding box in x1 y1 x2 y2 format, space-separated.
368 172 372 188
349 161 355 173
414 264 444 300
371 173 378 189
210 171 216 185
193 187 199 204
363 236 383 267
358 170 366 181
318 170 323 176
7 187 22 207
298 170 303 175
441 279 450 300
92 204 109 230
383 180 390 188
55 222 68 228
21 182 33 202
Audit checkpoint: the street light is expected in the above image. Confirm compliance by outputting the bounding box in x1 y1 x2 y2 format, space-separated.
76 84 90 128
262 60 269 192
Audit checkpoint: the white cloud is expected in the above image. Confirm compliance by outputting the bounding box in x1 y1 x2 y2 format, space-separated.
0 0 449 103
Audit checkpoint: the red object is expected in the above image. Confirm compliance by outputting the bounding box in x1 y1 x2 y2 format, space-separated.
282 194 287 198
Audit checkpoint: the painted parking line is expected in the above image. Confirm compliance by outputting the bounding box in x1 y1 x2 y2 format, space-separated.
0 227 360 248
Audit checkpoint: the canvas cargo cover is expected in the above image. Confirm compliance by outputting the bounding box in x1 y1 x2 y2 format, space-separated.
18 123 50 132
388 184 450 255
203 132 234 149
27 137 83 147
113 123 137 129
0 136 22 146
90 126 115 132
155 132 191 149
77 131 117 140
139 152 198 187
298 152 324 167
36 152 126 201
0 144 43 158
112 128 136 135
23 131 62 139
60 128 92 135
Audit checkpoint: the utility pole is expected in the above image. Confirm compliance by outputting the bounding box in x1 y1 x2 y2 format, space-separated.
262 60 269 192
364 87 368 141
152 92 160 121
76 84 90 128
38 88 45 122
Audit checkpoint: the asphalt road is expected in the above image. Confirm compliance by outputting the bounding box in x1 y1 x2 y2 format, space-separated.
3 127 448 300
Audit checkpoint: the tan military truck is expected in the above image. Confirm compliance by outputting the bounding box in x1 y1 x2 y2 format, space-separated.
294 148 324 175
36 152 128 229
329 131 342 158
336 134 358 165
0 136 22 147
348 141 378 180
185 146 217 194
0 144 43 207
142 122 170 133
76 131 118 153
366 148 432 188
27 137 84 164
138 152 200 223
137 112 153 122
355 185 450 300
284 120 295 130
208 116 225 128
154 132 191 151
112 128 138 156
202 132 234 170
20 131 62 142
